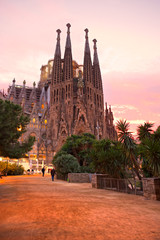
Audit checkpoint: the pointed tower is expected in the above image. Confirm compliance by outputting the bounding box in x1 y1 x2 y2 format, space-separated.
104 103 117 141
82 29 95 133
29 82 37 111
50 29 62 108
62 23 74 135
63 23 73 82
52 29 62 86
8 78 16 102
92 39 104 138
93 39 103 91
48 28 63 148
83 29 93 86
17 80 27 109
83 29 94 107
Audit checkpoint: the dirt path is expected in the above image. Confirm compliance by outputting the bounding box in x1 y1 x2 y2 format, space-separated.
0 175 160 240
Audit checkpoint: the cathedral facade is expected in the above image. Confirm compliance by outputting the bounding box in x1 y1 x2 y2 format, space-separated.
7 24 117 169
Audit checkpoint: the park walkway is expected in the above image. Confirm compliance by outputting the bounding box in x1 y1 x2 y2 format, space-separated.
0 175 160 240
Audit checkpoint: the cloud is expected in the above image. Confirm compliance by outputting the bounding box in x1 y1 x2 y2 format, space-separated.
112 104 139 111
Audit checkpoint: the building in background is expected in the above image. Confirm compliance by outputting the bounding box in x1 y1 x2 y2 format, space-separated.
6 24 117 170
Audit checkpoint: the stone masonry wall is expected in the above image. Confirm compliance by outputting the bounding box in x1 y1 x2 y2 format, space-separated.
142 178 160 201
68 173 92 183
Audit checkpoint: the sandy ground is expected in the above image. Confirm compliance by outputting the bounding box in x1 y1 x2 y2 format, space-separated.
0 175 160 240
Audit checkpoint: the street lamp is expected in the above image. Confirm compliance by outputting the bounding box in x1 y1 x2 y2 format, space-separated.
17 125 22 131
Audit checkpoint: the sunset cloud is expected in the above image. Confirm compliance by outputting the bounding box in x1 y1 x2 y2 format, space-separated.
0 0 159 135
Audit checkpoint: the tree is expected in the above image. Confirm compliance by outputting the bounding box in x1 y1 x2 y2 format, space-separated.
0 162 24 175
60 133 95 167
137 123 160 177
53 153 80 176
0 100 35 159
90 139 126 178
116 119 141 180
137 122 154 141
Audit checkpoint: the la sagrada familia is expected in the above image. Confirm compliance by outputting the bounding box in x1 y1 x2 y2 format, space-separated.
6 24 117 168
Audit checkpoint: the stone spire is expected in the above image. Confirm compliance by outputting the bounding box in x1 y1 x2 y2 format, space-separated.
55 29 61 57
93 39 99 64
63 23 73 81
8 78 16 100
84 28 90 53
52 29 62 85
65 23 71 49
83 28 92 85
92 39 102 90
20 80 26 99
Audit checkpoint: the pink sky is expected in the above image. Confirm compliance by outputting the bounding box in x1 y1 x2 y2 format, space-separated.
0 0 160 135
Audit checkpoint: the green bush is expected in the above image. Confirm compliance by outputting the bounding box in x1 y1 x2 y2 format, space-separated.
53 153 80 176
0 162 24 175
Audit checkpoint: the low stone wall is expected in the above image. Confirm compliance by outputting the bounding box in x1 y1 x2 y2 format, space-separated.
56 174 68 181
142 178 160 201
92 174 109 188
68 173 92 183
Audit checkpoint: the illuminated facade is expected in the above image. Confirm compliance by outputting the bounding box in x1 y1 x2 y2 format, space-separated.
7 24 117 169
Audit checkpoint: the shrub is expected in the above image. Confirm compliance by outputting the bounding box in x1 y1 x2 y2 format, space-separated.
53 153 80 176
0 162 24 175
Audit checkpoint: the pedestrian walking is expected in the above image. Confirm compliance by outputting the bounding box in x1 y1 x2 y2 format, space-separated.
42 167 45 177
51 168 55 181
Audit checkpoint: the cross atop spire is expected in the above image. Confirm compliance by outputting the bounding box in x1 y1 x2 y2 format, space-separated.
93 39 99 64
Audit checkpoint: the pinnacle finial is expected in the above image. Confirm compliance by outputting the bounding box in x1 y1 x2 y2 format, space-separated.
56 29 61 34
66 23 71 33
93 39 97 49
56 29 61 40
84 28 89 38
33 82 36 87
23 80 26 85
13 78 15 83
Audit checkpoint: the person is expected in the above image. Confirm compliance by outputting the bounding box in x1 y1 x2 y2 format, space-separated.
42 166 45 177
32 169 34 175
51 168 55 181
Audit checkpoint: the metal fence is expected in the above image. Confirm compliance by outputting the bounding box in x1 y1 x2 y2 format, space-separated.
98 178 143 195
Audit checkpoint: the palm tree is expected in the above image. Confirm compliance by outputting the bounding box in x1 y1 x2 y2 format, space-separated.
137 122 154 141
153 126 160 141
140 137 160 177
116 120 141 180
138 124 160 177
